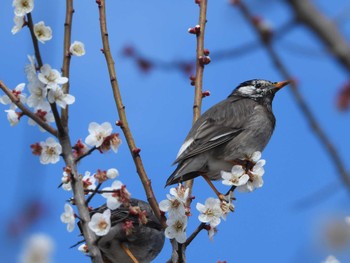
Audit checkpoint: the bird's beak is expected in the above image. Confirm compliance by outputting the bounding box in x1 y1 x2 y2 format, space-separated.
273 80 291 89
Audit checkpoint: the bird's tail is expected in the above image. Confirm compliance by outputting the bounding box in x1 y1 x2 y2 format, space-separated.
165 160 202 187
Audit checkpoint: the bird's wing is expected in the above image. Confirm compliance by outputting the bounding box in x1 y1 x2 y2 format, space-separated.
173 97 257 164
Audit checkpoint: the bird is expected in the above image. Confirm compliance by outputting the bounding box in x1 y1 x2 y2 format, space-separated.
166 79 290 187
88 198 165 263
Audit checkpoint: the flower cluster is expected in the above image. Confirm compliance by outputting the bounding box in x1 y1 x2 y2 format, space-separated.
196 197 233 239
221 151 266 192
159 184 190 243
85 122 122 153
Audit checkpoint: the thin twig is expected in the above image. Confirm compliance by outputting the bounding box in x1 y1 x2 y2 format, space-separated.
26 13 43 68
185 0 209 209
184 222 206 247
25 8 104 263
74 146 97 163
86 183 102 205
61 0 74 128
96 0 164 227
0 80 58 136
235 1 350 192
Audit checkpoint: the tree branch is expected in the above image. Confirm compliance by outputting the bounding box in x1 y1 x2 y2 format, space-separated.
96 0 165 227
0 80 58 136
25 8 104 263
235 0 350 192
287 0 350 73
61 0 74 128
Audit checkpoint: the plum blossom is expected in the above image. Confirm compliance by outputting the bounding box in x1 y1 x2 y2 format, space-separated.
106 168 119 179
27 79 50 111
100 133 122 153
25 55 37 82
82 171 96 191
159 184 189 217
19 233 54 263
47 86 75 109
11 15 25 34
39 137 62 164
0 83 26 109
85 122 113 148
70 41 86 56
28 109 54 132
34 21 52 44
208 226 217 240
322 255 340 263
159 193 186 218
221 165 249 186
88 209 111 236
78 244 89 254
196 197 223 228
38 64 68 88
13 0 34 16
101 180 130 210
60 203 75 232
237 158 265 193
165 215 187 243
169 183 189 204
5 109 20 126
61 172 72 191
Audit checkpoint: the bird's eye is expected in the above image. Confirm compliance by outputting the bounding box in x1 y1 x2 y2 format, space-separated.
255 83 262 88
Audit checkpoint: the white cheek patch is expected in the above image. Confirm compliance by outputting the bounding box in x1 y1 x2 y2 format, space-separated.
238 85 256 95
176 137 194 158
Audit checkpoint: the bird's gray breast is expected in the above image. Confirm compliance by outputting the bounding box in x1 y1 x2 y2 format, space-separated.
217 104 275 161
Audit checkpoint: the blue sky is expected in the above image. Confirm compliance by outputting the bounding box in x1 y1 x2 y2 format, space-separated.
1 0 350 262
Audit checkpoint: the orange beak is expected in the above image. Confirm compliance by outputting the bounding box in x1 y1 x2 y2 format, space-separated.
273 80 291 89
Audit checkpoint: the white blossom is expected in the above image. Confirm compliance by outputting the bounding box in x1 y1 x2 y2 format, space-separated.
38 64 68 88
88 209 111 236
11 15 25 34
221 165 249 186
169 183 189 204
237 159 265 193
159 183 188 218
101 180 124 210
82 171 96 191
27 79 50 111
165 215 187 243
196 197 223 227
48 86 75 109
78 244 89 255
0 83 26 109
28 110 54 132
60 203 75 232
250 151 262 162
5 109 20 126
34 21 52 44
61 173 72 191
25 55 37 82
106 168 119 179
208 226 217 240
85 122 113 148
19 233 54 263
39 137 62 164
13 0 34 16
322 255 340 263
159 194 186 218
70 41 86 56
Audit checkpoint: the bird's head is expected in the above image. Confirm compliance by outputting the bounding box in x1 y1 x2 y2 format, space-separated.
229 79 290 104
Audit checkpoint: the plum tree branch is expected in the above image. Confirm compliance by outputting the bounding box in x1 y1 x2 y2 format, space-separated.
287 0 350 73
96 0 165 227
235 0 350 192
61 0 74 128
0 80 57 136
26 9 104 263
